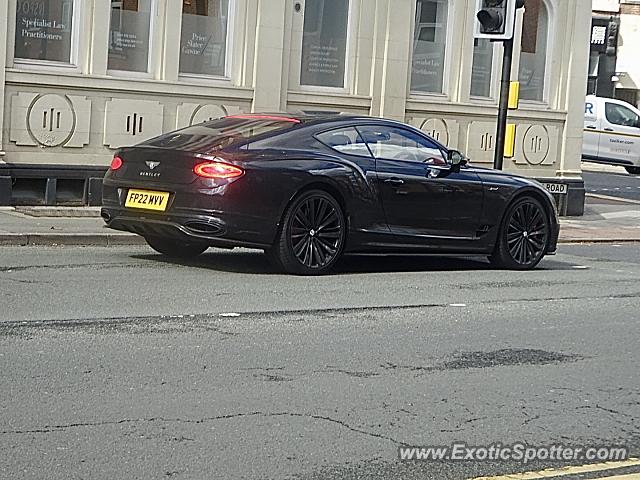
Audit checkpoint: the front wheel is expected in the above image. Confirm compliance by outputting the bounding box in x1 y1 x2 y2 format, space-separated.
270 190 346 275
146 237 208 258
625 166 640 175
490 197 550 270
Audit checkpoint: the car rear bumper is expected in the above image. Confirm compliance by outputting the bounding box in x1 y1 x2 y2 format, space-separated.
101 207 272 249
101 179 277 249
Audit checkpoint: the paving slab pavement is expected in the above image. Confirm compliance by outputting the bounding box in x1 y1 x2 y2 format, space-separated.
0 198 638 246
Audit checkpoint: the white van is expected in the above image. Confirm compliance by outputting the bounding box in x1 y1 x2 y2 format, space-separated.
583 95 640 174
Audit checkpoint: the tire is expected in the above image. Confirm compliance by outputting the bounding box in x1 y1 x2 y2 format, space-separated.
146 237 208 258
625 166 640 175
270 189 346 275
489 196 550 270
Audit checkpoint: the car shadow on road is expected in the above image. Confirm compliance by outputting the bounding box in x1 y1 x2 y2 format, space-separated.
131 249 575 275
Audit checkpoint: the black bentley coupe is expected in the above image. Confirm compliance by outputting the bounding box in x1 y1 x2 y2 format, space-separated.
102 113 559 275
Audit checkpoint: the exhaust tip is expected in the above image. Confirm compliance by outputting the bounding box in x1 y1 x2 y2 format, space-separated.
184 221 224 236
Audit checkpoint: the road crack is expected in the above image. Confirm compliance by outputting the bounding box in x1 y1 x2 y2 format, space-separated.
1 412 409 446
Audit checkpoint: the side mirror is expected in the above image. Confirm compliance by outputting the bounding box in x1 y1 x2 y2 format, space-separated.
448 150 468 172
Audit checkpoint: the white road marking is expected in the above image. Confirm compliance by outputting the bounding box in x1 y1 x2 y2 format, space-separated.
220 312 241 317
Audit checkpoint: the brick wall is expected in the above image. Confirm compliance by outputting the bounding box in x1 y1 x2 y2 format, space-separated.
621 3 640 15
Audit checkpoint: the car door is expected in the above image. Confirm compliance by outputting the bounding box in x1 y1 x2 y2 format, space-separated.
599 100 640 165
583 97 601 159
358 124 483 240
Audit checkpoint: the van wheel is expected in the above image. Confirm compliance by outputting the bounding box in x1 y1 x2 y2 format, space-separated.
625 166 640 175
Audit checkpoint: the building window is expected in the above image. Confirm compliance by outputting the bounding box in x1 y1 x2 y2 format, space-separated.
14 0 76 63
411 0 449 94
108 1 153 73
471 39 494 98
300 0 350 88
519 0 548 102
179 0 230 77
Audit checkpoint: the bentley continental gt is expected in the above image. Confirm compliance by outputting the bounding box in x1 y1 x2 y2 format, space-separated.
102 113 559 275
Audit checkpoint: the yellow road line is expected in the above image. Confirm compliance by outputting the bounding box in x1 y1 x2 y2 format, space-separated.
470 458 640 479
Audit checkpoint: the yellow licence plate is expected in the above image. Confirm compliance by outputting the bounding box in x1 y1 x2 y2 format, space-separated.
125 189 170 211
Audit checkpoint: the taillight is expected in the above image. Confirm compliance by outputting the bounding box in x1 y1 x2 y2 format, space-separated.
194 161 244 179
110 155 123 171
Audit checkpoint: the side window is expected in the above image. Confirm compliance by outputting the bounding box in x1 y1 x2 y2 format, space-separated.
316 127 372 157
356 126 447 165
605 103 640 128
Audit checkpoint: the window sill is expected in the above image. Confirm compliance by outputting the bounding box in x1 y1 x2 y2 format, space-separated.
12 60 81 75
178 74 233 86
287 90 372 110
408 92 451 103
5 69 254 100
106 69 155 80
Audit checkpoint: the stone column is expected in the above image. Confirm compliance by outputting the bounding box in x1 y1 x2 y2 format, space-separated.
252 0 287 112
0 0 9 155
558 0 590 215
377 0 413 121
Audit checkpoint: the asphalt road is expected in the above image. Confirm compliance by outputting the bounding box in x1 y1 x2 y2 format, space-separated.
1 245 639 479
583 168 640 201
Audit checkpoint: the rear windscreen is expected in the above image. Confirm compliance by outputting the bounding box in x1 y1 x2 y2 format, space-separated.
142 116 300 151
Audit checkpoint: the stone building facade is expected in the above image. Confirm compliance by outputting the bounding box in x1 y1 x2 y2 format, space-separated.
0 0 591 214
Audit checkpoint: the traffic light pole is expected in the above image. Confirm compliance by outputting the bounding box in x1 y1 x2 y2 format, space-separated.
493 37 514 171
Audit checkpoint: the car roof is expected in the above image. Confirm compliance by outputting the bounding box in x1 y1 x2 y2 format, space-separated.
227 112 392 124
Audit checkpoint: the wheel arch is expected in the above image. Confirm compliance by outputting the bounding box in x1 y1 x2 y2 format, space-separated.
273 179 350 243
499 187 556 251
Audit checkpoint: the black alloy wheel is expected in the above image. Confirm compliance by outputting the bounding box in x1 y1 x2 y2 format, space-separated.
269 190 346 275
490 197 549 270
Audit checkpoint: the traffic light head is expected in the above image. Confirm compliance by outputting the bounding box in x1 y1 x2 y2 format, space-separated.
477 7 504 33
474 0 517 40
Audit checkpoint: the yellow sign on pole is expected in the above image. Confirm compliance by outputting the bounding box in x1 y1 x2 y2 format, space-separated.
508 81 520 110
504 124 516 158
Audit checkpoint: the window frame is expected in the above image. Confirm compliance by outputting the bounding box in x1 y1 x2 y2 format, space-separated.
177 0 236 82
291 0 355 94
12 0 83 72
354 124 449 165
314 126 375 158
469 38 501 102
106 0 158 79
605 102 640 128
409 0 454 97
518 0 554 105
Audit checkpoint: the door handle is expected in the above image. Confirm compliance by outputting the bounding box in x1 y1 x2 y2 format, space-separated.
442 185 455 193
384 178 405 186
604 128 614 132
585 126 597 130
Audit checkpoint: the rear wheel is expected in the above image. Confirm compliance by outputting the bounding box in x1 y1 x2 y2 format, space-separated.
625 166 640 175
271 190 346 275
490 197 549 270
146 237 208 258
